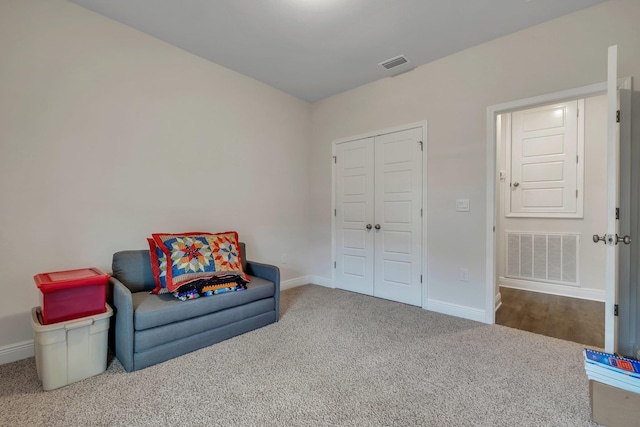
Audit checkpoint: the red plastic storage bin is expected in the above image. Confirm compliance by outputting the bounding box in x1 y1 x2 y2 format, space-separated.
34 268 109 325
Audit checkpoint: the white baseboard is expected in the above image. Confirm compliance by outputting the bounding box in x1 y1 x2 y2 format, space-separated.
425 299 487 323
280 276 310 291
281 275 334 291
495 292 502 312
308 276 333 288
499 277 605 302
0 340 34 365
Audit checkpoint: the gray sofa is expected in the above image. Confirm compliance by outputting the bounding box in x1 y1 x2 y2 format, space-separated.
108 243 279 372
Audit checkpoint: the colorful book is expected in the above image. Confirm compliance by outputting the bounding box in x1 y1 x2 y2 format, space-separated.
584 349 640 378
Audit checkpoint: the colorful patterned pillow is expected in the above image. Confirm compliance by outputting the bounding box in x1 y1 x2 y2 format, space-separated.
203 232 250 282
152 231 249 293
147 238 170 294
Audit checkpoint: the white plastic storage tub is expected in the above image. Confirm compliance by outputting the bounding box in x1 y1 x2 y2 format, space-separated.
31 304 112 390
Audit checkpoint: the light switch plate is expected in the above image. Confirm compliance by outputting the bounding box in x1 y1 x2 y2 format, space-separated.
456 199 470 212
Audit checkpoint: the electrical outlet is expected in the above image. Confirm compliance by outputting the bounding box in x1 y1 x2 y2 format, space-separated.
460 268 469 282
281 253 288 264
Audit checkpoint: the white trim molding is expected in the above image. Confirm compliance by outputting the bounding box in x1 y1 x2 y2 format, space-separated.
281 276 311 291
0 340 34 365
426 299 487 323
309 276 334 288
281 275 334 291
499 277 605 302
495 292 502 312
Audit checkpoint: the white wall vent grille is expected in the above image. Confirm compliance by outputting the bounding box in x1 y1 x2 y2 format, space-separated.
379 55 409 70
506 232 579 286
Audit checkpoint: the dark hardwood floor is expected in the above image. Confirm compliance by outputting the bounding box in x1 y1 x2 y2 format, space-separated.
495 286 604 348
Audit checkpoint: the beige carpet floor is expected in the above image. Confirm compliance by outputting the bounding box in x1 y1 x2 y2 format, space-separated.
0 285 599 426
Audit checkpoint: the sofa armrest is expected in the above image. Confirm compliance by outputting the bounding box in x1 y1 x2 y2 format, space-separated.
246 260 280 321
109 276 135 372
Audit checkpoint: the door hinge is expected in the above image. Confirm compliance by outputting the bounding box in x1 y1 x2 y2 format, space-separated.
616 110 620 123
576 155 578 164
420 274 422 283
421 208 423 217
493 226 496 232
334 261 336 269
576 189 578 198
333 155 337 164
616 207 619 220
418 141 423 151
334 209 336 216
614 304 619 316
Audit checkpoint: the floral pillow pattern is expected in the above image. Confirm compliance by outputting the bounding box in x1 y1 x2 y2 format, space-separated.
150 231 249 294
206 233 249 281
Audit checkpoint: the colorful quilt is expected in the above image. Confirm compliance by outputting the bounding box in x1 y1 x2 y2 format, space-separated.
171 273 248 301
149 231 250 294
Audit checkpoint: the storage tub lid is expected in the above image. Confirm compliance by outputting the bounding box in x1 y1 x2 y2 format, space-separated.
31 303 113 331
34 268 110 293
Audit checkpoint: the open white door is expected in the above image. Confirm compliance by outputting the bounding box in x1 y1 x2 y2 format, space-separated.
603 45 619 354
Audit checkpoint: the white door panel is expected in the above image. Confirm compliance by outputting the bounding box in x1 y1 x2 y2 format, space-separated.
383 231 412 254
509 100 582 217
522 134 564 157
343 229 366 249
335 138 374 296
522 106 566 131
522 162 564 182
521 188 564 208
374 128 423 306
334 126 423 306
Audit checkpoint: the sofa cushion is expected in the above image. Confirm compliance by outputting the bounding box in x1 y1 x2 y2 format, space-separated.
134 298 275 351
132 274 274 331
112 250 156 293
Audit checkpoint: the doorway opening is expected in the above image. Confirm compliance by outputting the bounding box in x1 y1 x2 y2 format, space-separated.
494 95 606 347
484 75 632 351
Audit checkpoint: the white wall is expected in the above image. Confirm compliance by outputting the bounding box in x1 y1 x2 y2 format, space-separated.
496 94 607 301
2 0 639 356
309 0 640 319
0 0 311 348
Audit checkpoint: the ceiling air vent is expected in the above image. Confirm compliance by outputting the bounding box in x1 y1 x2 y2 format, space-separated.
379 55 409 70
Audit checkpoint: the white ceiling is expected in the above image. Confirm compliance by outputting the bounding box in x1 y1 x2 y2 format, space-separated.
69 0 605 103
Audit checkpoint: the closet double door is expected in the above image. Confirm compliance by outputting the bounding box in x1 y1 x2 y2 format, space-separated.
334 127 423 306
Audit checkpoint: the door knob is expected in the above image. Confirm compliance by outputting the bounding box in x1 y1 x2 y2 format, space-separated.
617 234 631 245
593 234 631 245
374 224 381 230
512 182 520 187
366 224 372 230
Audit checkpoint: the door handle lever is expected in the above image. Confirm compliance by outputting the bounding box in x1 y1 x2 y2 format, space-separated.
616 234 631 245
593 234 631 245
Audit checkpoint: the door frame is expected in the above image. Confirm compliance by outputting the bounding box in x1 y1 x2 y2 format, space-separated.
331 120 428 306
485 78 632 325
